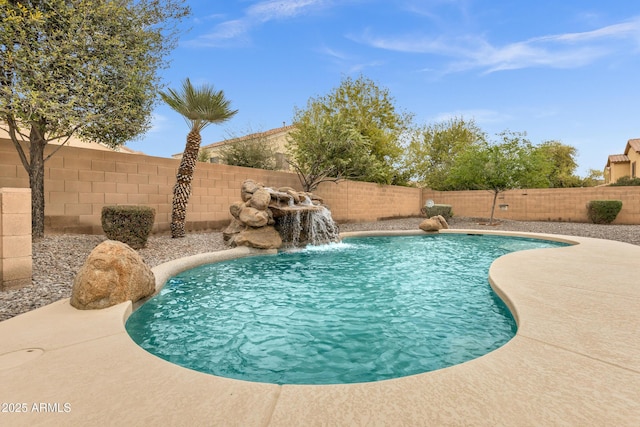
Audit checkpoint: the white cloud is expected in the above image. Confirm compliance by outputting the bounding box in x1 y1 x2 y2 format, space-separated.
318 45 349 60
190 0 333 47
247 0 328 22
354 16 640 74
193 13 227 25
317 44 384 73
536 18 640 43
196 20 250 47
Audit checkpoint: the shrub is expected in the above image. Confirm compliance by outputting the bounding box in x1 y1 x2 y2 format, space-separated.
101 206 155 249
219 130 277 170
586 200 622 224
610 176 640 186
421 204 453 220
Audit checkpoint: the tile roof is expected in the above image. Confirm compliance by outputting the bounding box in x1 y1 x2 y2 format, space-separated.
627 138 640 153
608 154 630 163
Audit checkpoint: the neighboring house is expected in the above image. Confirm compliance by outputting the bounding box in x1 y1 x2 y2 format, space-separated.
173 125 295 171
604 138 640 184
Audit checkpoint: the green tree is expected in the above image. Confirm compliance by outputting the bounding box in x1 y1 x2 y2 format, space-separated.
287 75 413 191
534 141 581 187
219 128 277 170
405 117 486 188
161 78 237 238
581 168 605 187
447 131 548 224
0 0 189 238
197 149 211 163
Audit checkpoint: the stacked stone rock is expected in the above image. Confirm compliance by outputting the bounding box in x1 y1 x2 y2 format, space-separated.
223 179 325 249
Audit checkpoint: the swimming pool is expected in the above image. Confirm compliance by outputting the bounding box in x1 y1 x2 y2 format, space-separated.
126 234 568 384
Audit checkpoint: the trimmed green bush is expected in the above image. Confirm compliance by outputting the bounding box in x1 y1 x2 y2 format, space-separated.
421 204 453 220
101 205 155 249
586 200 622 224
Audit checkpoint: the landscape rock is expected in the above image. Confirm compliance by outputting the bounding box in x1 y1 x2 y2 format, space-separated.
420 218 442 232
70 240 155 310
286 189 301 204
241 179 261 202
419 215 450 232
249 188 272 210
222 218 246 242
419 218 440 232
234 226 283 249
239 206 269 227
229 201 244 219
435 215 449 229
224 179 339 249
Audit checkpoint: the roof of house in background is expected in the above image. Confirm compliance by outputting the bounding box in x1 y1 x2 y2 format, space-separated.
624 138 640 155
607 154 630 164
605 138 640 168
172 124 296 158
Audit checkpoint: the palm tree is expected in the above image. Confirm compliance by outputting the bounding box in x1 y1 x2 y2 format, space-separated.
160 78 237 238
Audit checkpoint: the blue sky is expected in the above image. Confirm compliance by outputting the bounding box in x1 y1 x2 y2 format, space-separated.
127 0 640 176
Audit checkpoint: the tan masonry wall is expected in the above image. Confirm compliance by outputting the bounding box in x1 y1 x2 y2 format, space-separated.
422 186 640 224
0 140 421 234
0 188 32 290
2 139 639 233
317 180 422 223
0 140 300 233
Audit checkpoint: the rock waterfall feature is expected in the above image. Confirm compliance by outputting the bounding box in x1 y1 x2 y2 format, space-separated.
223 180 340 249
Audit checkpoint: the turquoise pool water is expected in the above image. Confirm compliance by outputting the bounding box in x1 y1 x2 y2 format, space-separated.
126 234 567 384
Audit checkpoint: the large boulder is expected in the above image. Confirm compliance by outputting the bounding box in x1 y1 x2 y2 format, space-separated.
229 201 245 219
249 188 271 210
239 206 269 227
419 215 448 232
70 240 155 310
434 215 449 229
222 218 246 242
419 218 440 232
241 179 261 202
234 226 282 249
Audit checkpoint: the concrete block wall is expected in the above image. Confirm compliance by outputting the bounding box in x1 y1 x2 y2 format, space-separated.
0 188 32 290
422 186 640 224
1 140 309 233
317 180 422 222
2 139 639 234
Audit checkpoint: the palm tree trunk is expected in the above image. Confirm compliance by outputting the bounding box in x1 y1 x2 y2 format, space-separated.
171 129 201 238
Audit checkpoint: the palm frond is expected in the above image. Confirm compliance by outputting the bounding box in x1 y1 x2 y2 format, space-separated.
160 78 238 131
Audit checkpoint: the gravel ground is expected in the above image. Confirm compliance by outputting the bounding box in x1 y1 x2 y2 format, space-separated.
1 217 638 321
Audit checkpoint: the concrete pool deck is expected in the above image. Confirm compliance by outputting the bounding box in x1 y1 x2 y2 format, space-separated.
0 230 639 426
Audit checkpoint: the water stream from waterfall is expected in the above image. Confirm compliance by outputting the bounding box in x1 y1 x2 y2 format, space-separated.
275 206 340 247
